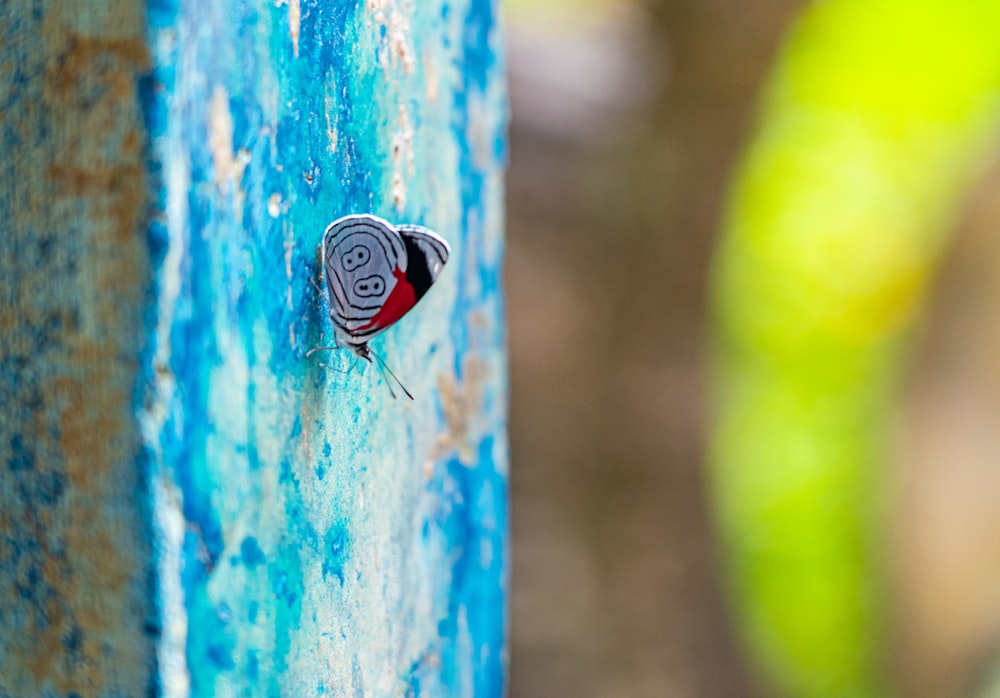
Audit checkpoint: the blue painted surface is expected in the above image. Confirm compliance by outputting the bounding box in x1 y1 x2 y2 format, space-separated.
141 0 507 695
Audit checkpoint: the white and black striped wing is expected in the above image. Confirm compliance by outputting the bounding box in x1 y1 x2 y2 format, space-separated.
322 214 406 343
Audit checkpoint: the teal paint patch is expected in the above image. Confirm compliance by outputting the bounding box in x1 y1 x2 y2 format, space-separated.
240 537 266 568
408 435 508 696
322 524 350 585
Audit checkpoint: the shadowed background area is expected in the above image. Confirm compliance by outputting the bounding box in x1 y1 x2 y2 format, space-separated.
505 2 798 694
502 0 1000 696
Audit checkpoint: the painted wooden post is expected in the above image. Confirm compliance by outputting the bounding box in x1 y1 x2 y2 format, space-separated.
1 1 508 696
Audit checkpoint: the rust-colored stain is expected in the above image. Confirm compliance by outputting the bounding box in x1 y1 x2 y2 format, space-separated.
434 355 488 464
45 33 150 103
1 3 155 695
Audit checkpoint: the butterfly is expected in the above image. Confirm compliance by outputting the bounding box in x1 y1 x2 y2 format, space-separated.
308 214 450 399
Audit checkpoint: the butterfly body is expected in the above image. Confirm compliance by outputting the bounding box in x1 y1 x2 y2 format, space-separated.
316 214 449 393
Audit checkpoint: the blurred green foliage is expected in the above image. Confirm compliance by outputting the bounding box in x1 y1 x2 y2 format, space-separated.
710 1 1000 695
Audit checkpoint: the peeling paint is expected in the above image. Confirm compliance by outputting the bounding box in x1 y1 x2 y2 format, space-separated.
391 102 415 212
288 0 301 58
424 50 440 103
388 9 416 76
367 0 388 27
208 86 251 212
368 0 416 79
268 193 282 217
326 117 338 154
0 0 507 694
435 356 489 464
153 476 192 698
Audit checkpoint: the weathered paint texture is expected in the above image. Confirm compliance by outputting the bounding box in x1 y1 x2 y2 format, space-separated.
0 2 157 696
140 0 508 695
2 0 507 696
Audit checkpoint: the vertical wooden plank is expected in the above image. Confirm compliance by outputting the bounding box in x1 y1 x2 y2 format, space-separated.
2 0 507 695
142 0 508 695
0 2 157 696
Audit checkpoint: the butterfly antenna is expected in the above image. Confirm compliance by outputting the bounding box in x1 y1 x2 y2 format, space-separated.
370 348 414 400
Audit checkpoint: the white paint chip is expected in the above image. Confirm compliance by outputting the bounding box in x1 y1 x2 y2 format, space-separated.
208 86 251 213
391 103 414 212
268 193 282 218
289 0 301 58
389 9 415 75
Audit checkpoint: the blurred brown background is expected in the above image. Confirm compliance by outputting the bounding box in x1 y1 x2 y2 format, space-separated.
504 1 1000 696
893 163 1000 698
505 2 800 695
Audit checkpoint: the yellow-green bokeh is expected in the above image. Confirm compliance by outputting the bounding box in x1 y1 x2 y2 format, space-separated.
711 1 1000 695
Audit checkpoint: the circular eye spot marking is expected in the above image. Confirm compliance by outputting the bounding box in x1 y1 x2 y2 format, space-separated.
341 245 371 272
353 275 386 297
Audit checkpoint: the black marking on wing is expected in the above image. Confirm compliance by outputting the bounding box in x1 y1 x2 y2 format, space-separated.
401 233 433 301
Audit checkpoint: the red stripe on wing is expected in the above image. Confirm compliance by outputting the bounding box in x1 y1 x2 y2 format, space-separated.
354 267 417 333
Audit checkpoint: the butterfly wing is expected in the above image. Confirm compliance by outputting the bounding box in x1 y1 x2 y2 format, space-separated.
322 214 407 346
348 224 450 336
396 225 450 301
322 215 450 347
